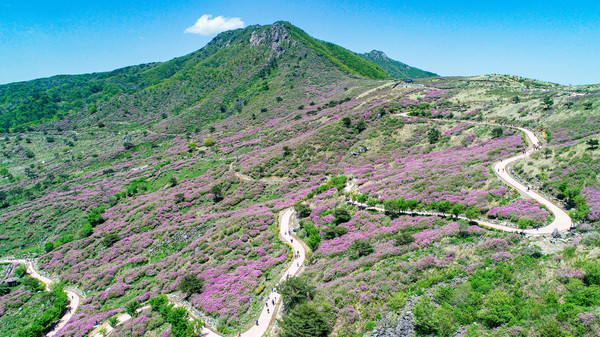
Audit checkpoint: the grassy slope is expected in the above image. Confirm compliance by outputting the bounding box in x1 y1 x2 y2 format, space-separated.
0 22 389 133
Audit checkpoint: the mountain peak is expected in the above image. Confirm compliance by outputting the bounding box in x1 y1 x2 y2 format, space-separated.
249 22 296 54
366 50 390 61
358 50 437 79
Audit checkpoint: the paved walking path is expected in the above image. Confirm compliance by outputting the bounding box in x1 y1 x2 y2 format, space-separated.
91 208 305 337
0 258 82 337
371 114 574 234
1 110 569 337
201 208 304 337
492 126 572 234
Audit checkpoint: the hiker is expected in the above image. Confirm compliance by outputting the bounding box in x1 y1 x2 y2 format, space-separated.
272 299 275 305
256 320 259 326
267 308 270 314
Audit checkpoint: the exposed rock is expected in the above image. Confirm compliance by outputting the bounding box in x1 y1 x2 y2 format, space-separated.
366 310 415 337
552 228 560 238
249 22 297 55
349 145 370 157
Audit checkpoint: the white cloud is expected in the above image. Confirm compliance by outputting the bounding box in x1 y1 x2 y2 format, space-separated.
184 15 245 35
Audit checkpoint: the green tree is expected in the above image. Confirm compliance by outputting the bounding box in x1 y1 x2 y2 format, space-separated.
348 239 374 260
279 303 332 337
210 184 223 202
174 193 185 203
22 277 43 292
387 291 407 311
394 232 415 246
539 322 566 337
178 274 204 298
126 300 140 317
341 117 352 128
103 233 121 247
479 291 514 328
428 128 441 144
491 127 504 138
294 204 311 218
169 176 178 187
586 139 599 150
414 297 437 335
543 97 554 110
203 138 215 147
451 203 465 217
167 307 192 337
283 146 292 157
14 264 27 277
465 206 480 219
126 300 140 337
187 142 197 152
355 120 367 133
87 206 105 226
333 208 351 224
279 277 316 310
583 262 600 286
322 226 348 240
44 241 54 253
149 295 168 311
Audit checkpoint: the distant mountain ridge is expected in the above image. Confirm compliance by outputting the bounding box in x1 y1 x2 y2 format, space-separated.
0 22 436 132
358 50 437 79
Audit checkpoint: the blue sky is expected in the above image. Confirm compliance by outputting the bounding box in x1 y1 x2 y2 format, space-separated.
1 0 599 85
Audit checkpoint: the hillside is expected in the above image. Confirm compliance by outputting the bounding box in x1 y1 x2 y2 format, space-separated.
0 22 389 133
0 22 600 337
358 50 438 79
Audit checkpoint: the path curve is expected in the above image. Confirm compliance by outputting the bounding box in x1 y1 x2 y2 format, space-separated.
93 208 306 337
191 208 305 337
0 258 82 337
377 114 574 234
492 126 572 234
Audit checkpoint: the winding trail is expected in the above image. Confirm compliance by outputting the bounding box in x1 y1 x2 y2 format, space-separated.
0 258 82 337
0 111 570 336
491 126 572 234
92 208 305 337
363 114 574 234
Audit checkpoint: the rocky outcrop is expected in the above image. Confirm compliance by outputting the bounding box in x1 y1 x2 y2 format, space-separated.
366 310 415 337
250 22 297 55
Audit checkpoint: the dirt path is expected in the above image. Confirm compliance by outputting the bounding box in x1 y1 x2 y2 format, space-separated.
356 82 395 100
0 258 82 337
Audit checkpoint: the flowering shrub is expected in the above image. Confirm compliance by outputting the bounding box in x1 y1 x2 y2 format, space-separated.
487 199 551 226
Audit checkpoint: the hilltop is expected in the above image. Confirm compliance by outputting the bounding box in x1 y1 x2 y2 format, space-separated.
0 22 599 337
358 50 438 79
